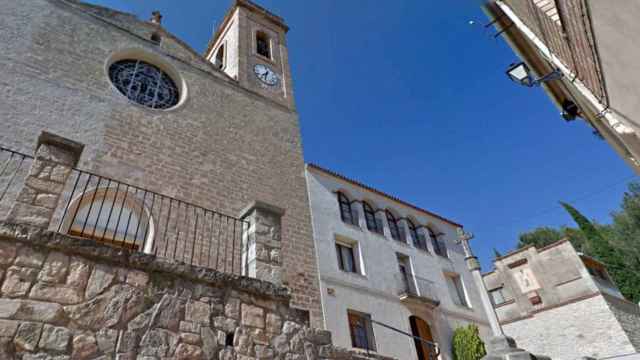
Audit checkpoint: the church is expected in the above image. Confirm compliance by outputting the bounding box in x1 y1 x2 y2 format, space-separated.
0 1 490 359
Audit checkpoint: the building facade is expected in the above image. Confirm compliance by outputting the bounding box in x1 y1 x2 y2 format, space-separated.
483 0 640 175
483 240 640 359
305 164 491 360
0 0 322 326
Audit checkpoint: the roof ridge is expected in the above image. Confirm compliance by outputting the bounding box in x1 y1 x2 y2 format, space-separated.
306 163 462 228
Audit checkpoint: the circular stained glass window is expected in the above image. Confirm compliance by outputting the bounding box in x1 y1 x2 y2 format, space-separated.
108 59 180 110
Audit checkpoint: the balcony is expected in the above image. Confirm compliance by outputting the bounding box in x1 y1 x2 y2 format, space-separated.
0 137 279 280
395 273 440 308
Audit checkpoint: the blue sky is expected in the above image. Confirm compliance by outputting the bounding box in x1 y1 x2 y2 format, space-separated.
88 0 637 269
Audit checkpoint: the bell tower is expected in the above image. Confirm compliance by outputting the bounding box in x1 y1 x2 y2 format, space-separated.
206 0 295 110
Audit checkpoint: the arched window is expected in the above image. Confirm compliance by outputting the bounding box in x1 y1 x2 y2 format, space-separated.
256 31 271 59
64 188 154 253
386 210 402 241
338 192 357 226
428 226 447 258
363 202 380 233
407 219 422 249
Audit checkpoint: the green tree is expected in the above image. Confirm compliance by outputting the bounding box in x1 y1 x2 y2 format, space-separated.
517 226 587 252
452 324 486 360
560 202 640 302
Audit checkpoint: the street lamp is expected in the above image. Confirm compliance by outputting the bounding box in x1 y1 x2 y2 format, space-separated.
506 62 563 87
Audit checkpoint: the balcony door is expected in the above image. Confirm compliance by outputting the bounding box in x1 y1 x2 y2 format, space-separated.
409 316 436 360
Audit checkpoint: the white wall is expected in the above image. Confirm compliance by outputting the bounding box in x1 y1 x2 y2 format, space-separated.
305 167 490 360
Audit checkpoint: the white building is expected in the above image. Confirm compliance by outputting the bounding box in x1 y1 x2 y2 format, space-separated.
305 164 490 360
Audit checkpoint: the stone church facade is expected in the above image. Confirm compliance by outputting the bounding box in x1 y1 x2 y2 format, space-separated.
0 0 383 358
1 0 320 327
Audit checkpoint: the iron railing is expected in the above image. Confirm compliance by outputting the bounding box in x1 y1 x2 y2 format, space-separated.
53 168 249 274
0 147 33 218
395 273 439 303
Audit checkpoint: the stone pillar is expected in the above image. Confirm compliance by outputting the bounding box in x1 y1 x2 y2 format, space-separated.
240 201 285 285
6 132 83 228
455 228 552 360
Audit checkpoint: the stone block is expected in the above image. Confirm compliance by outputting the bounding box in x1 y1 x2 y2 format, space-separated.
72 333 98 360
25 176 64 194
14 247 46 269
65 284 145 331
241 304 264 329
175 343 204 360
6 203 52 228
11 299 65 323
38 252 70 283
66 257 91 288
116 331 138 353
0 319 19 337
125 270 148 288
139 328 178 358
39 324 72 352
29 283 82 304
16 185 38 204
2 266 39 298
255 344 274 359
186 300 210 325
85 263 116 299
265 313 282 335
200 327 219 360
0 241 17 267
50 165 71 183
15 322 43 351
213 316 237 333
225 297 240 319
34 193 59 210
96 328 118 354
179 321 201 334
179 332 201 345
271 334 289 354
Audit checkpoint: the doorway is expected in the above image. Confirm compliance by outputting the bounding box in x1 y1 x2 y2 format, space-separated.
409 316 436 360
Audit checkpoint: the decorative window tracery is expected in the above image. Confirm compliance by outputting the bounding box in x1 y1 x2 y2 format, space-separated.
108 59 179 110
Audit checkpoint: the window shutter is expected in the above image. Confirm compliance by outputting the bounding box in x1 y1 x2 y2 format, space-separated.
398 226 406 243
352 209 359 226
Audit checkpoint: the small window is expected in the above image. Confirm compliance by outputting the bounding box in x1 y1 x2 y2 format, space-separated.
348 311 376 351
256 31 271 59
363 202 382 234
408 220 428 251
428 227 447 258
214 44 225 70
336 242 357 273
447 274 469 307
489 287 507 306
386 210 402 242
338 192 357 226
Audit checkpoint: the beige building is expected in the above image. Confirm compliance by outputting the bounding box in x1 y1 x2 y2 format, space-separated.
483 240 640 359
483 0 640 175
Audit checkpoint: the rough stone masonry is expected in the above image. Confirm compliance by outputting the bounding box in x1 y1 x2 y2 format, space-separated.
0 222 395 360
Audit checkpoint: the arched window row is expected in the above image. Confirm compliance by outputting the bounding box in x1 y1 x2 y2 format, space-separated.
335 192 447 257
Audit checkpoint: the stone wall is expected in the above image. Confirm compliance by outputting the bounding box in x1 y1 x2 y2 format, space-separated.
0 0 321 326
503 294 637 359
0 222 394 360
604 293 640 351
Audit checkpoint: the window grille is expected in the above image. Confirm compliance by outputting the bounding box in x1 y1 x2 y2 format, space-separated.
108 59 179 110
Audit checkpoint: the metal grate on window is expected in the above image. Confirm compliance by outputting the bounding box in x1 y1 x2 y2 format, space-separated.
108 59 180 110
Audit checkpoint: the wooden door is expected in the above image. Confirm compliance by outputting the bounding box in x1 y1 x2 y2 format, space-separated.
409 316 436 360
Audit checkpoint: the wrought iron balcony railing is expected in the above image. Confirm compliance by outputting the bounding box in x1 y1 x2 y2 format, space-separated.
395 273 440 307
0 146 249 275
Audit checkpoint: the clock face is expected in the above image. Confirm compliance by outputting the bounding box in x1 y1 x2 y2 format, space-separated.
254 64 279 86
